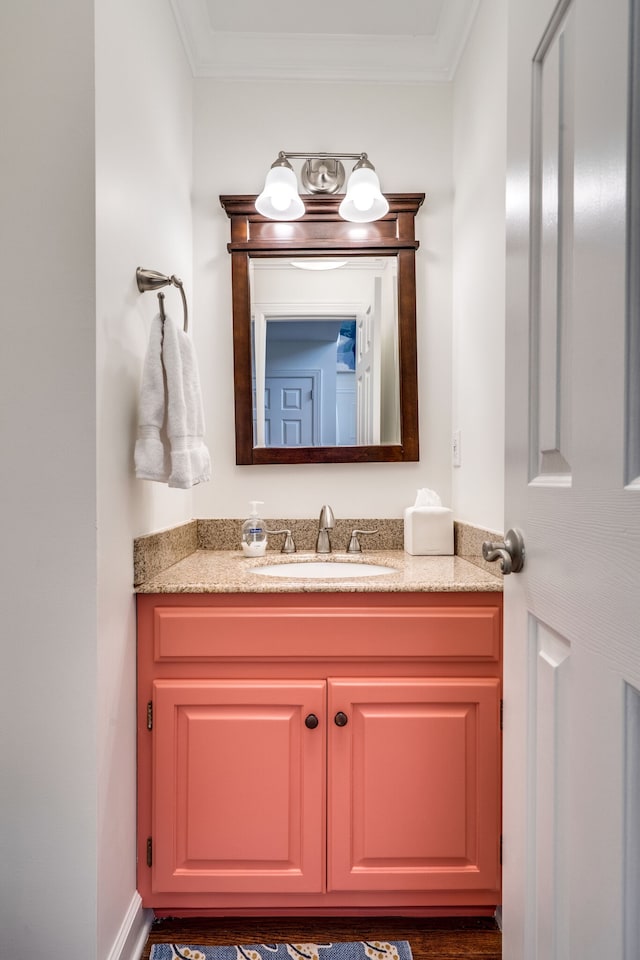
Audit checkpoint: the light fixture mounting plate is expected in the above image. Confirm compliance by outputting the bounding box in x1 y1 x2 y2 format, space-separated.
300 157 345 194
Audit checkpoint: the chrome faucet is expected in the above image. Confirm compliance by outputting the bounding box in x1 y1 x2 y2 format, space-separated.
315 504 335 554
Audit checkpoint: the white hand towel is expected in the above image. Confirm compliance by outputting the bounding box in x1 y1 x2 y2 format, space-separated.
134 314 211 488
161 314 211 488
134 315 171 483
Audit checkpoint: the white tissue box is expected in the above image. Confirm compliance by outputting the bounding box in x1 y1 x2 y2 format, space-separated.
404 506 454 556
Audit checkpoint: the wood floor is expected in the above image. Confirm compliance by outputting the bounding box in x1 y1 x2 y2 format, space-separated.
141 917 501 960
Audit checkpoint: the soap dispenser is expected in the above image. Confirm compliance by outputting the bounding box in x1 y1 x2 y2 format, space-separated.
241 501 267 557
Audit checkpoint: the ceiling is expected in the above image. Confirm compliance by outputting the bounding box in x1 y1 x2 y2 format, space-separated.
169 0 480 83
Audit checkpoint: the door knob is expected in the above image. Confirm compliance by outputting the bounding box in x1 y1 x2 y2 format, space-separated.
334 711 349 727
482 528 525 575
305 713 319 729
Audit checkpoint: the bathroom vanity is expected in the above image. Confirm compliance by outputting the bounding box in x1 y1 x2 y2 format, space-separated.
136 549 503 916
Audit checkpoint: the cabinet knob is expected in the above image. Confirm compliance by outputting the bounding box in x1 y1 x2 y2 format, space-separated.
334 711 349 727
305 713 319 729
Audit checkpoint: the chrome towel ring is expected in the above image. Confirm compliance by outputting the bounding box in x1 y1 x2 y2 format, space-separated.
136 266 189 333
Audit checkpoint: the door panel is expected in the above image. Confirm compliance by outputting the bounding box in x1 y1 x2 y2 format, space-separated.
327 677 501 894
526 619 571 960
624 683 640 954
530 0 574 481
152 679 325 894
355 302 381 444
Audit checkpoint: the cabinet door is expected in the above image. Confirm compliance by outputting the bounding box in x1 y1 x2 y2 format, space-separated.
152 679 325 894
327 677 501 894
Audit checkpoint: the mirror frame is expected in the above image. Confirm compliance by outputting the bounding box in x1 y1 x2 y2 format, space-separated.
220 192 425 465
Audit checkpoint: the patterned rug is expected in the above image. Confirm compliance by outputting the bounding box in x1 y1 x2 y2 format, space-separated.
150 941 413 960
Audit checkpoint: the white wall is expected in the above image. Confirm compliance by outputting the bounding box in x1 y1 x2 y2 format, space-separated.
0 1 98 957
95 0 193 956
452 0 508 531
0 1 193 958
191 80 455 520
0 5 507 956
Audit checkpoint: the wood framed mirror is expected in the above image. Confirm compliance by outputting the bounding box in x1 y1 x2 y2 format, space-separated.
220 193 424 465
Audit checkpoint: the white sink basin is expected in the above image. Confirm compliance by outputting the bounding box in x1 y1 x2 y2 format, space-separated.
252 560 396 579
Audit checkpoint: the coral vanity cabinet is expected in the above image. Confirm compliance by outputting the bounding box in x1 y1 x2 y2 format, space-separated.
137 591 502 915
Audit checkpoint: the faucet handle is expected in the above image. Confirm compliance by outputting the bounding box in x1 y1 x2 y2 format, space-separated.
346 529 378 553
265 529 296 553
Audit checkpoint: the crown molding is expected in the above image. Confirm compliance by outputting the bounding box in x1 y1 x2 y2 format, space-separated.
169 0 480 84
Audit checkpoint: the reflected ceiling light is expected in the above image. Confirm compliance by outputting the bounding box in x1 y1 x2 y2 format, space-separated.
255 151 388 223
290 259 348 271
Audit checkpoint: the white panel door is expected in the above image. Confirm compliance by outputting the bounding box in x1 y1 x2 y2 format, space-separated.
504 1 640 959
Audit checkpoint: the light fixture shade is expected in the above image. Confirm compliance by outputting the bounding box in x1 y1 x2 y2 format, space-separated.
339 166 389 223
255 164 305 220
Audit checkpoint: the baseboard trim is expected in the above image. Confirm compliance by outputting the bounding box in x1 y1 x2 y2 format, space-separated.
106 891 153 960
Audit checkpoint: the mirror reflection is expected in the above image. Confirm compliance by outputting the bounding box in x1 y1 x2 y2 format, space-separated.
250 256 399 449
220 191 423 465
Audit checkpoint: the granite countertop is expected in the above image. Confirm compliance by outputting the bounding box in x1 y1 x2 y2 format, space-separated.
135 549 502 594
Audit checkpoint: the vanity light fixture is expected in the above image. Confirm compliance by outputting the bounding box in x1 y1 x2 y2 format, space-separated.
255 151 389 223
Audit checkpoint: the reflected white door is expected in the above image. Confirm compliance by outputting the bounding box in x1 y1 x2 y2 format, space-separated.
504 1 640 958
355 287 381 444
264 375 314 447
